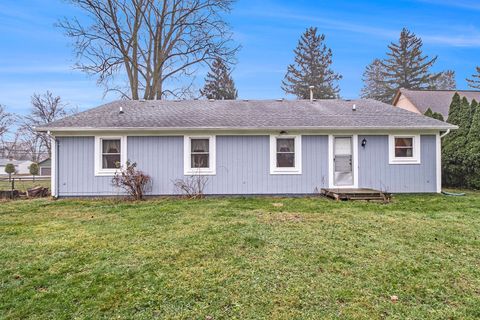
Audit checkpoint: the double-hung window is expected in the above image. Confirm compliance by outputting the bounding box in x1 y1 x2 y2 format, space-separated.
184 136 216 175
270 135 302 174
389 135 420 164
95 136 127 175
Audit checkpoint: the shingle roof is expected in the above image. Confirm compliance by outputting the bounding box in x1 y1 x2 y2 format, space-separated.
395 88 480 119
36 99 456 131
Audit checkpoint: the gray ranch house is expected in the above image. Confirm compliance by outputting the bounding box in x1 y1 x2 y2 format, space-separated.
37 99 456 197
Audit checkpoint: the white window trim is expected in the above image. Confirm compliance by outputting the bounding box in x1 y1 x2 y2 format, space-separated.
389 134 421 164
184 135 216 175
94 136 128 176
269 135 302 175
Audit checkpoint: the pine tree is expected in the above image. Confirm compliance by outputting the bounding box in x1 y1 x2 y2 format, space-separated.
374 28 440 103
282 27 342 99
201 57 238 100
466 66 480 89
442 94 473 187
360 59 390 101
429 70 456 90
466 99 480 188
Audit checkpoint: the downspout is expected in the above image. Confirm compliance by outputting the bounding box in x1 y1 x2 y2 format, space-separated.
440 129 451 138
437 129 451 194
46 131 59 198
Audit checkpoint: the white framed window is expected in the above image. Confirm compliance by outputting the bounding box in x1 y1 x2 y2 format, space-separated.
270 135 302 174
184 135 216 175
94 136 127 176
389 135 421 164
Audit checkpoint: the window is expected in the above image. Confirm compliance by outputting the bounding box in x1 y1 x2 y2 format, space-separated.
95 136 127 175
102 139 121 169
389 135 420 164
184 136 216 175
270 135 302 174
191 139 209 168
277 138 295 167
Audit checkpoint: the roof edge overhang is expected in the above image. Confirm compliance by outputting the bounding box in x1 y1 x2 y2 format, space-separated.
37 125 457 134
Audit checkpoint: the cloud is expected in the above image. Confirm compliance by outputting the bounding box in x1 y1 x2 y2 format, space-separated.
238 9 398 39
0 64 74 74
422 34 480 47
416 0 480 10
237 6 480 48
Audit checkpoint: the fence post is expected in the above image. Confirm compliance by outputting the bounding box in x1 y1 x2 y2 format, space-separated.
11 178 14 200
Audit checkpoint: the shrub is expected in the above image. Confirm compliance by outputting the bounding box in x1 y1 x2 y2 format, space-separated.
173 175 208 199
29 163 39 182
4 163 15 181
112 161 151 200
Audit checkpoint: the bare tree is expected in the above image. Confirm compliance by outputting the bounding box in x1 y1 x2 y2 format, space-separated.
20 91 69 159
0 105 14 144
58 0 238 100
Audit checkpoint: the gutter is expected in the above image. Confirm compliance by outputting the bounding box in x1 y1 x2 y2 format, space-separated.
36 125 458 133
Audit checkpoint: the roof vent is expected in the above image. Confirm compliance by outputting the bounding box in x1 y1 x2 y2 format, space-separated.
309 85 315 102
276 98 284 102
209 99 215 102
352 104 357 111
119 106 124 114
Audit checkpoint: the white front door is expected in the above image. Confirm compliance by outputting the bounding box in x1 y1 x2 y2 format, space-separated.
333 136 354 187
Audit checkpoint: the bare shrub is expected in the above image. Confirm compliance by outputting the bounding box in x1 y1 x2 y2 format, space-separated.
173 174 208 199
112 161 151 200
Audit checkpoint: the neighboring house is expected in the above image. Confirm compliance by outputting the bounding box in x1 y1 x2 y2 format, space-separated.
36 99 456 197
392 88 480 120
38 158 51 176
0 158 33 175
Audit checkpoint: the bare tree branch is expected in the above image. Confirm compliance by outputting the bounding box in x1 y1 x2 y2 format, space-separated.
19 91 71 160
58 0 239 100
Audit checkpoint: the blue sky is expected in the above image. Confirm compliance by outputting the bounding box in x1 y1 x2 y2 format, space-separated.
1 0 480 116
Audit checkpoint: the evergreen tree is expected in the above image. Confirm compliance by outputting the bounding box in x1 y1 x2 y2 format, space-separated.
282 27 342 99
360 59 390 101
442 94 473 187
466 99 480 188
429 70 456 90
362 28 440 103
424 108 444 121
466 66 480 89
200 57 238 100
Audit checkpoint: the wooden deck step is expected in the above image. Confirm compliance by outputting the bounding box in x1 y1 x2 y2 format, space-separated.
320 188 391 202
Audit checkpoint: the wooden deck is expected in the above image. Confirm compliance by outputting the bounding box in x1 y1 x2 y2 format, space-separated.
321 188 391 202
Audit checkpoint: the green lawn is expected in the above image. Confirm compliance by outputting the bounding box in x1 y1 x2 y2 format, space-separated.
1 194 479 319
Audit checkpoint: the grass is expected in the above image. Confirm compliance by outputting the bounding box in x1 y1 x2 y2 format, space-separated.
1 193 480 319
0 179 50 193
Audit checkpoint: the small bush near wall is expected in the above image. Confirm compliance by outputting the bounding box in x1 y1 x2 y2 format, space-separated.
173 175 208 199
112 161 152 200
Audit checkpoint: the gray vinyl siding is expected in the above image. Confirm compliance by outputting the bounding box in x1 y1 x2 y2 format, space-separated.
57 135 329 196
57 137 118 196
357 135 437 193
56 134 438 196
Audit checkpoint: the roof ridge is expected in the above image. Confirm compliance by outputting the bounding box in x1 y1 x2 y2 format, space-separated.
401 88 480 93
